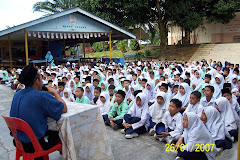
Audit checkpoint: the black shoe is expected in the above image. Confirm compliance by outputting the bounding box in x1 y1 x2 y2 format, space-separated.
113 124 120 131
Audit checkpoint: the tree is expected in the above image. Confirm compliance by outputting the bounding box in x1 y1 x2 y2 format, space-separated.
33 0 239 57
33 0 79 14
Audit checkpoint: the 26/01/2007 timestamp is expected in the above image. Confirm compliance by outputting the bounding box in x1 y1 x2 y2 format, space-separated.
165 143 215 152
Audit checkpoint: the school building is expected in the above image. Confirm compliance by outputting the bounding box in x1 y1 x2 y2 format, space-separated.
168 12 240 45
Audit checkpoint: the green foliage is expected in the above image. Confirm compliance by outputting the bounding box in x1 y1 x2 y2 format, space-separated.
144 50 151 57
33 0 239 56
136 52 144 61
101 41 109 51
33 0 79 13
130 40 140 51
92 42 103 52
117 40 128 53
205 0 240 24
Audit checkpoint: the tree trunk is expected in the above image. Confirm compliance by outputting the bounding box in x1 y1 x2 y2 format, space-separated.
159 28 167 58
156 0 167 58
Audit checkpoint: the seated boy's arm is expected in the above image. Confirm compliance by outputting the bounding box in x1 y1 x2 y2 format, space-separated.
108 104 117 118
169 115 183 138
113 104 129 121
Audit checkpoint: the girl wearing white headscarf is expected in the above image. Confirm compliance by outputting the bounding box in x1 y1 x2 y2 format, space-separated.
84 83 94 101
149 92 169 135
191 70 203 90
173 83 191 110
123 93 150 139
230 74 238 89
215 97 239 141
176 112 217 160
201 106 232 150
68 80 76 94
211 74 224 99
144 81 154 103
62 88 75 102
97 91 112 123
164 72 174 85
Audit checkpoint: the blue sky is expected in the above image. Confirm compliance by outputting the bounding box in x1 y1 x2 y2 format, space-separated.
0 0 45 31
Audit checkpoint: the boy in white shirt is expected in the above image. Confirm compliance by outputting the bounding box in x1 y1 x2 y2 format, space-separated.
155 98 183 144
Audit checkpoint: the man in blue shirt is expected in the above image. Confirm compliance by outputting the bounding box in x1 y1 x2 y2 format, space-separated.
10 65 67 160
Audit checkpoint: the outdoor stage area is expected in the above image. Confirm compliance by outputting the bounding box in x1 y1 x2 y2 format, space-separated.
0 84 238 160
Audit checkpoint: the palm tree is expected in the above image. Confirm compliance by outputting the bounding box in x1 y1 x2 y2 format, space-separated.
33 0 80 14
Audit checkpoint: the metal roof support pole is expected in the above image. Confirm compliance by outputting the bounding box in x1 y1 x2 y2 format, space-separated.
109 32 112 60
8 36 12 69
24 28 29 66
83 38 86 59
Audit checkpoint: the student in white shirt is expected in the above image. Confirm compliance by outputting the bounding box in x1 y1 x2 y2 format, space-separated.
123 79 132 102
222 88 240 115
149 92 169 136
155 99 183 144
97 92 112 123
175 112 217 160
200 85 216 107
144 81 154 104
184 91 203 117
122 93 150 139
215 97 239 141
200 106 232 150
173 82 191 112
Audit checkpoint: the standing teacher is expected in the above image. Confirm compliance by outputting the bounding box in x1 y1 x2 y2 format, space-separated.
45 51 55 69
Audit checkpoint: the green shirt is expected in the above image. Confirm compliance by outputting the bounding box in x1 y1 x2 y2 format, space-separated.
108 101 129 121
75 95 91 104
76 82 82 88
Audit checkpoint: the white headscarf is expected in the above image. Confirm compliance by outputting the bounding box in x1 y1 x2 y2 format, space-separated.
62 88 75 102
127 93 150 130
149 92 169 124
231 74 238 89
203 106 230 141
215 97 239 131
67 80 76 94
97 92 112 115
211 74 225 89
144 81 154 102
84 83 94 101
191 70 203 86
173 83 191 107
183 112 216 160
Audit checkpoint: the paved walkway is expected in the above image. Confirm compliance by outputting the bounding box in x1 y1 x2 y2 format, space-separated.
0 85 238 160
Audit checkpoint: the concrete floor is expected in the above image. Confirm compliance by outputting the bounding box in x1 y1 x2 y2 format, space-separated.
0 85 238 160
